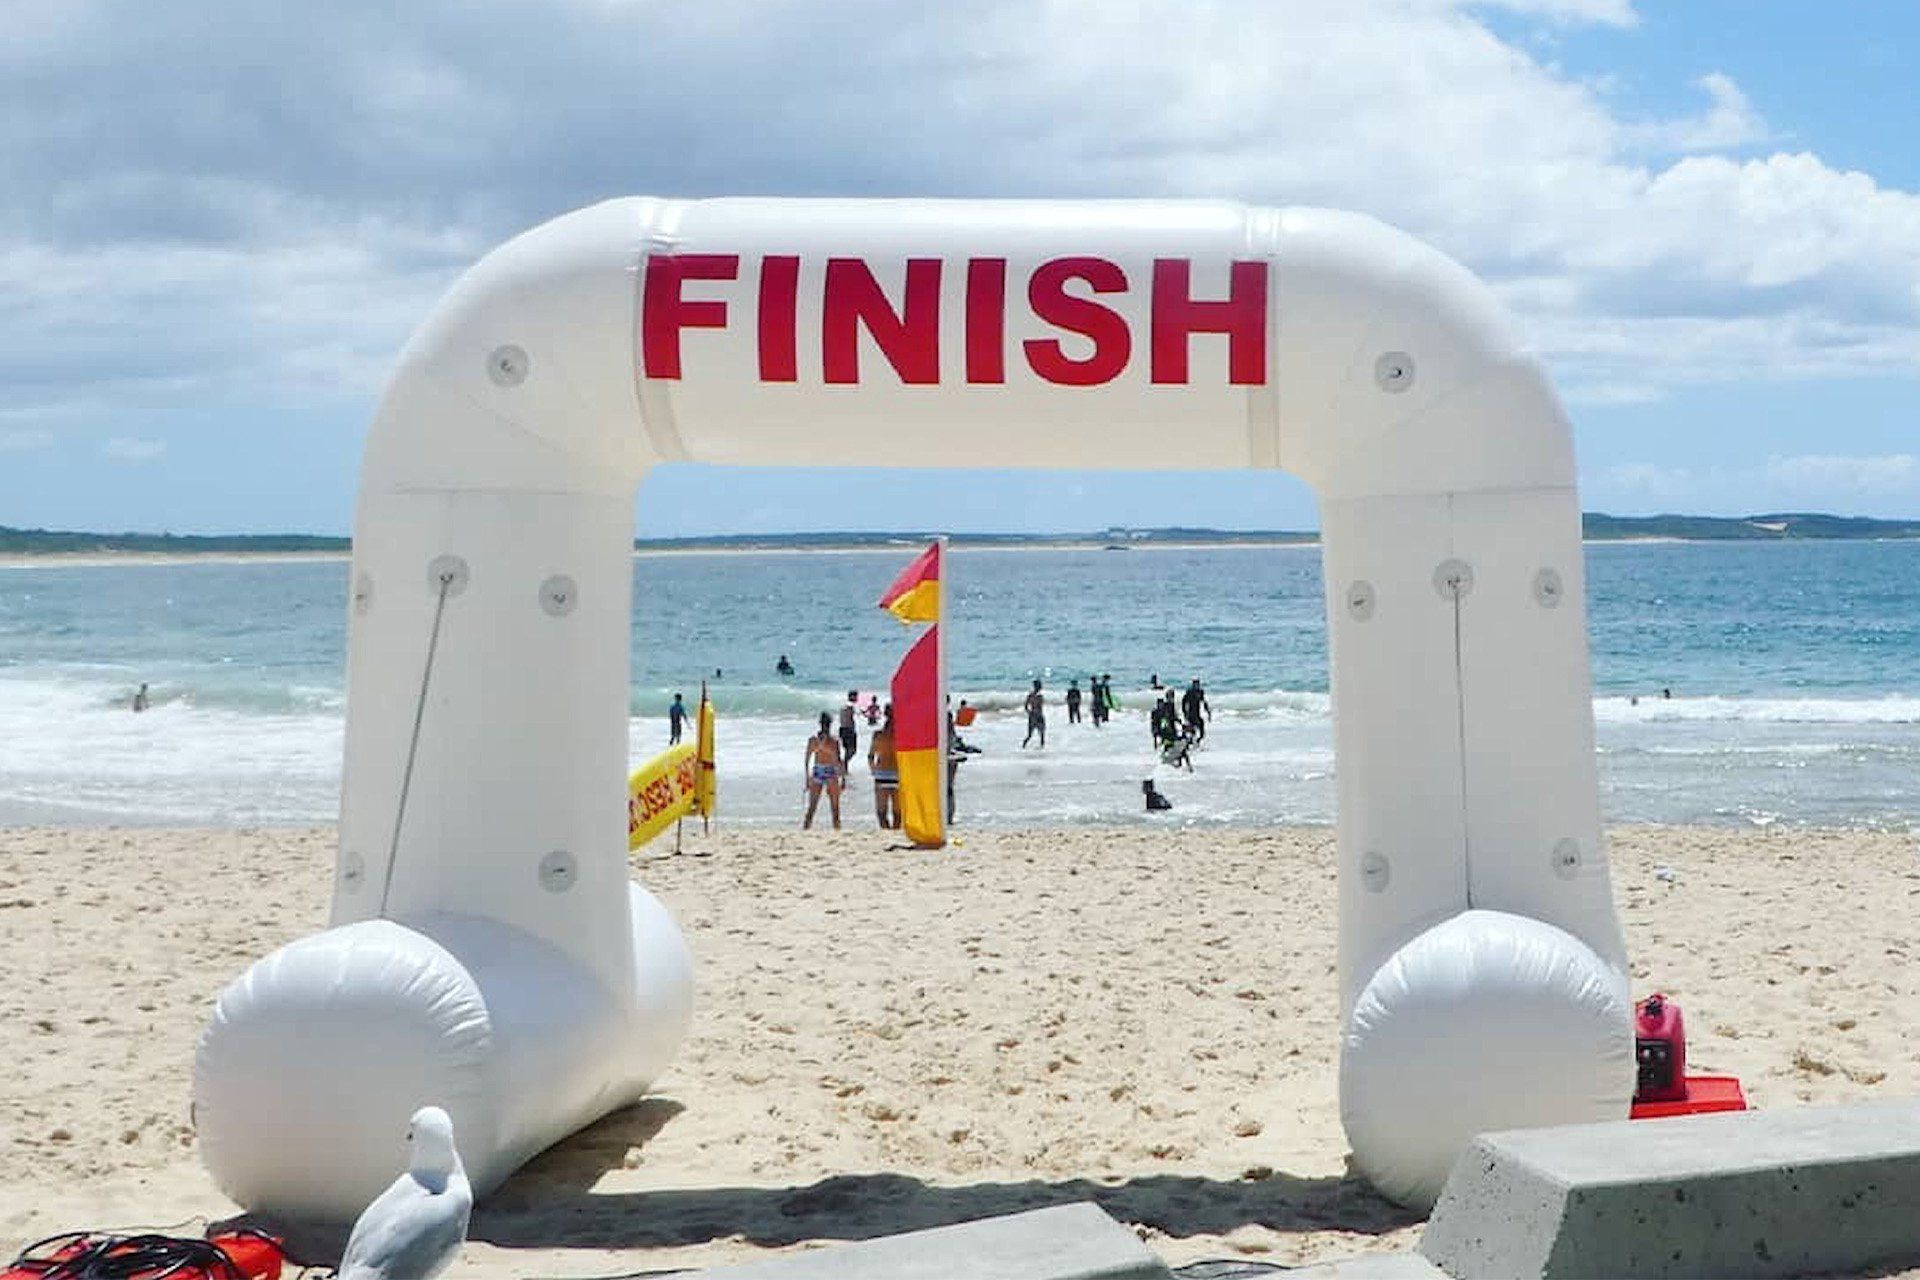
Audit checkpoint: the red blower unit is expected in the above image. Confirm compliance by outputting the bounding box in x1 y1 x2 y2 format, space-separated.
1633 992 1688 1104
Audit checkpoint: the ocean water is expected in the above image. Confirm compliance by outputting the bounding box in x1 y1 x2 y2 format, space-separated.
2 540 1918 830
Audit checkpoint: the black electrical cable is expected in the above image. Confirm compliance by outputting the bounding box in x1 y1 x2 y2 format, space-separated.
6 1227 283 1280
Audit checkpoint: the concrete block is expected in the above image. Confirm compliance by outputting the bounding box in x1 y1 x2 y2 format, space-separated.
1420 1098 1920 1278
695 1203 1172 1280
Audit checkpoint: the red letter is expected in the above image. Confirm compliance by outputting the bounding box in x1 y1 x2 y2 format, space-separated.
641 253 738 380
758 255 800 382
965 258 1007 385
822 258 942 385
1150 259 1267 385
1024 256 1131 386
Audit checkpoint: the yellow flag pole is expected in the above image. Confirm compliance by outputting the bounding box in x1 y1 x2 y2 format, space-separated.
698 679 713 834
937 535 950 841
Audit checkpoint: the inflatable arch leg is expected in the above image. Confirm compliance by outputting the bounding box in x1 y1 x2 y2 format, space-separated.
194 198 1630 1218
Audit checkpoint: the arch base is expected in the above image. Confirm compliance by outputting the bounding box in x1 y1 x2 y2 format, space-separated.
1340 909 1633 1210
193 886 692 1222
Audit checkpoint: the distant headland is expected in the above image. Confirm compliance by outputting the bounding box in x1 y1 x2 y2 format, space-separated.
4 512 1919 559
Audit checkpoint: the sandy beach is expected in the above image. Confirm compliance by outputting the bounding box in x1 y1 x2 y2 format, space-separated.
3 823 1917 1275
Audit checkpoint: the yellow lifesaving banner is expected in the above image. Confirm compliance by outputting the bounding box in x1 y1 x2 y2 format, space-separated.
628 741 699 849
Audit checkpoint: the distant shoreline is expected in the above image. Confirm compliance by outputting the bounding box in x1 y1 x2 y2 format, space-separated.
10 535 1920 567
4 511 1918 565
0 536 1724 566
0 549 352 569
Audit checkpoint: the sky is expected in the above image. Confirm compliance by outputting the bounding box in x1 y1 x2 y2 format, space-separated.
2 0 1917 536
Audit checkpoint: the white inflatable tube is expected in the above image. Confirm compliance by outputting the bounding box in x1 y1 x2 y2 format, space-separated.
195 198 1631 1218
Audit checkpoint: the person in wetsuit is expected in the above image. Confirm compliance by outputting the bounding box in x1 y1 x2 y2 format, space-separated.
1181 679 1210 743
839 691 860 767
1066 680 1082 725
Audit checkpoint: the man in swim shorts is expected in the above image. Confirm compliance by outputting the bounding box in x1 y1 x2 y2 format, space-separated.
1022 679 1046 748
667 692 687 745
867 705 900 829
802 711 845 829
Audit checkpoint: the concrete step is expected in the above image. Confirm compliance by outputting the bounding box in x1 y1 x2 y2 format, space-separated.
694 1202 1173 1280
1420 1098 1920 1278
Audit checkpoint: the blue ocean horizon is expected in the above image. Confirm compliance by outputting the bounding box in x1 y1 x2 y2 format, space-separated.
2 539 1917 830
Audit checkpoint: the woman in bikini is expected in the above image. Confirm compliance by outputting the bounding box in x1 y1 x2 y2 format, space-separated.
802 711 845 830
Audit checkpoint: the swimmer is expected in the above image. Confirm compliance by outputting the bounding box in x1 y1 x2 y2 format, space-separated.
1022 679 1046 748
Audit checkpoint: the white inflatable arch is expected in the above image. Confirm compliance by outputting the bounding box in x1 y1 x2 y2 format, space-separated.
195 198 1632 1219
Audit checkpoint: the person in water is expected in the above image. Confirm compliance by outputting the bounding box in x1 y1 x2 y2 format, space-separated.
1153 691 1194 770
776 654 795 677
867 705 900 830
863 694 882 726
131 682 150 713
1022 679 1047 748
802 712 845 830
1151 689 1180 748
946 711 971 819
667 692 687 745
1066 679 1082 725
839 691 861 768
1181 678 1210 743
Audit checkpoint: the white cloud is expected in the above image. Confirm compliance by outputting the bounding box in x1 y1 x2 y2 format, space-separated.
1562 381 1664 406
0 428 54 452
1594 453 1920 514
99 436 165 463
1764 452 1919 496
1602 462 1694 501
1626 73 1769 154
0 0 1916 453
1467 0 1638 25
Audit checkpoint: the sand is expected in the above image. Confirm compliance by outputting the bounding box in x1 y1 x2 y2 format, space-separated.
3 823 1917 1275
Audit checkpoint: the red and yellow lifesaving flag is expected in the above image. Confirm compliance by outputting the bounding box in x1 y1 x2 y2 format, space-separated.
877 541 941 623
890 625 945 847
